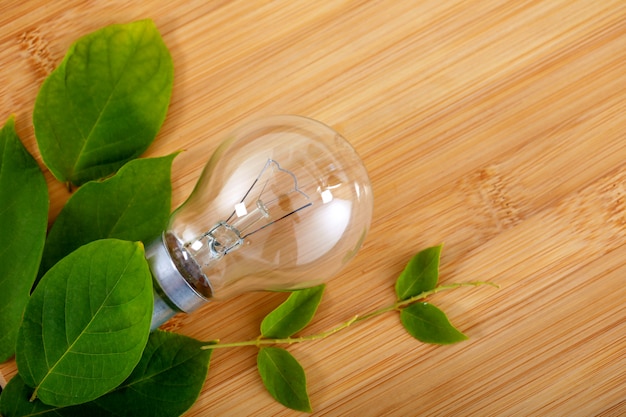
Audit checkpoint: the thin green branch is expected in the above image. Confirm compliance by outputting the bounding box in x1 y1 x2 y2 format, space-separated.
395 281 499 310
203 317 359 349
201 281 498 350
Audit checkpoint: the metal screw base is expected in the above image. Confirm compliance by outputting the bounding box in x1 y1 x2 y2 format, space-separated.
145 234 210 330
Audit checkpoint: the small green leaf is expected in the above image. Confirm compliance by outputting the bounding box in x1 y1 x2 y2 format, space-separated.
257 347 311 413
0 116 48 362
38 154 177 278
1 332 212 417
261 285 325 338
16 239 153 407
400 302 468 345
33 19 173 186
395 244 442 301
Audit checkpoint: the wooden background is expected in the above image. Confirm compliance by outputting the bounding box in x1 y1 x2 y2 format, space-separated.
1 1 625 415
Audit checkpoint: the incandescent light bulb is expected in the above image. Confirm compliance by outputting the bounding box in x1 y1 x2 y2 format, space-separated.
146 115 373 330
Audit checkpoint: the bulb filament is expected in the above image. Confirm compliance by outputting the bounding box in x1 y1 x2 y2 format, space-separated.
185 159 313 262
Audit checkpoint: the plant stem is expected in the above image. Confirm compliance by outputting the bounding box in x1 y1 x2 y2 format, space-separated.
201 281 497 350
29 387 38 402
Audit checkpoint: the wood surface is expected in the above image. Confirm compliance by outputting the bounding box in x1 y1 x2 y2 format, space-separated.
1 1 625 415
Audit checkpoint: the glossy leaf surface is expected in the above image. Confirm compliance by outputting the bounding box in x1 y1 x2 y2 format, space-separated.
257 347 311 412
260 285 325 338
0 116 48 362
16 239 153 406
400 302 468 345
33 19 173 186
0 332 212 417
38 154 176 278
93 330 213 416
395 244 442 301
0 375 103 417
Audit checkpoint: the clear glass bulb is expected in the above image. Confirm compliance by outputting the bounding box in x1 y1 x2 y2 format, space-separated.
146 115 373 329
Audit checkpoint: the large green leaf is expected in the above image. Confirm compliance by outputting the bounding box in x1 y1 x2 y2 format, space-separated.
1 331 212 417
257 347 311 412
16 239 153 407
33 19 173 186
92 330 212 416
38 154 176 278
260 285 325 338
400 302 468 345
0 374 101 417
0 116 48 362
395 244 442 301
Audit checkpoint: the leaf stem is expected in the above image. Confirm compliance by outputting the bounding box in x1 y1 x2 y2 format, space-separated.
29 387 38 402
201 281 497 350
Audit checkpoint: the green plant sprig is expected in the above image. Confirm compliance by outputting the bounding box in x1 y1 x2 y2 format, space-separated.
193 245 498 412
203 281 497 350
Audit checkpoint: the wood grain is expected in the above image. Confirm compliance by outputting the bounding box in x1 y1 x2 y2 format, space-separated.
1 1 625 415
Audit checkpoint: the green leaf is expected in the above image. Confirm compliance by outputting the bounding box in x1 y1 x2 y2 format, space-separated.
395 244 442 301
400 302 468 345
257 347 311 413
38 154 176 278
16 239 153 407
0 116 48 362
92 330 213 416
260 285 325 338
0 374 102 417
0 332 213 417
33 19 173 186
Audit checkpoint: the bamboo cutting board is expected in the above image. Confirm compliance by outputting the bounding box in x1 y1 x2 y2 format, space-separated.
1 1 625 415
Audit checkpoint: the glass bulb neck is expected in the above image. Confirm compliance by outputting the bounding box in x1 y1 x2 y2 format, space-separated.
187 221 243 261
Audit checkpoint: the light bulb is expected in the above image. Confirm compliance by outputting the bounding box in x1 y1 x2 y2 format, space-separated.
146 115 373 330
